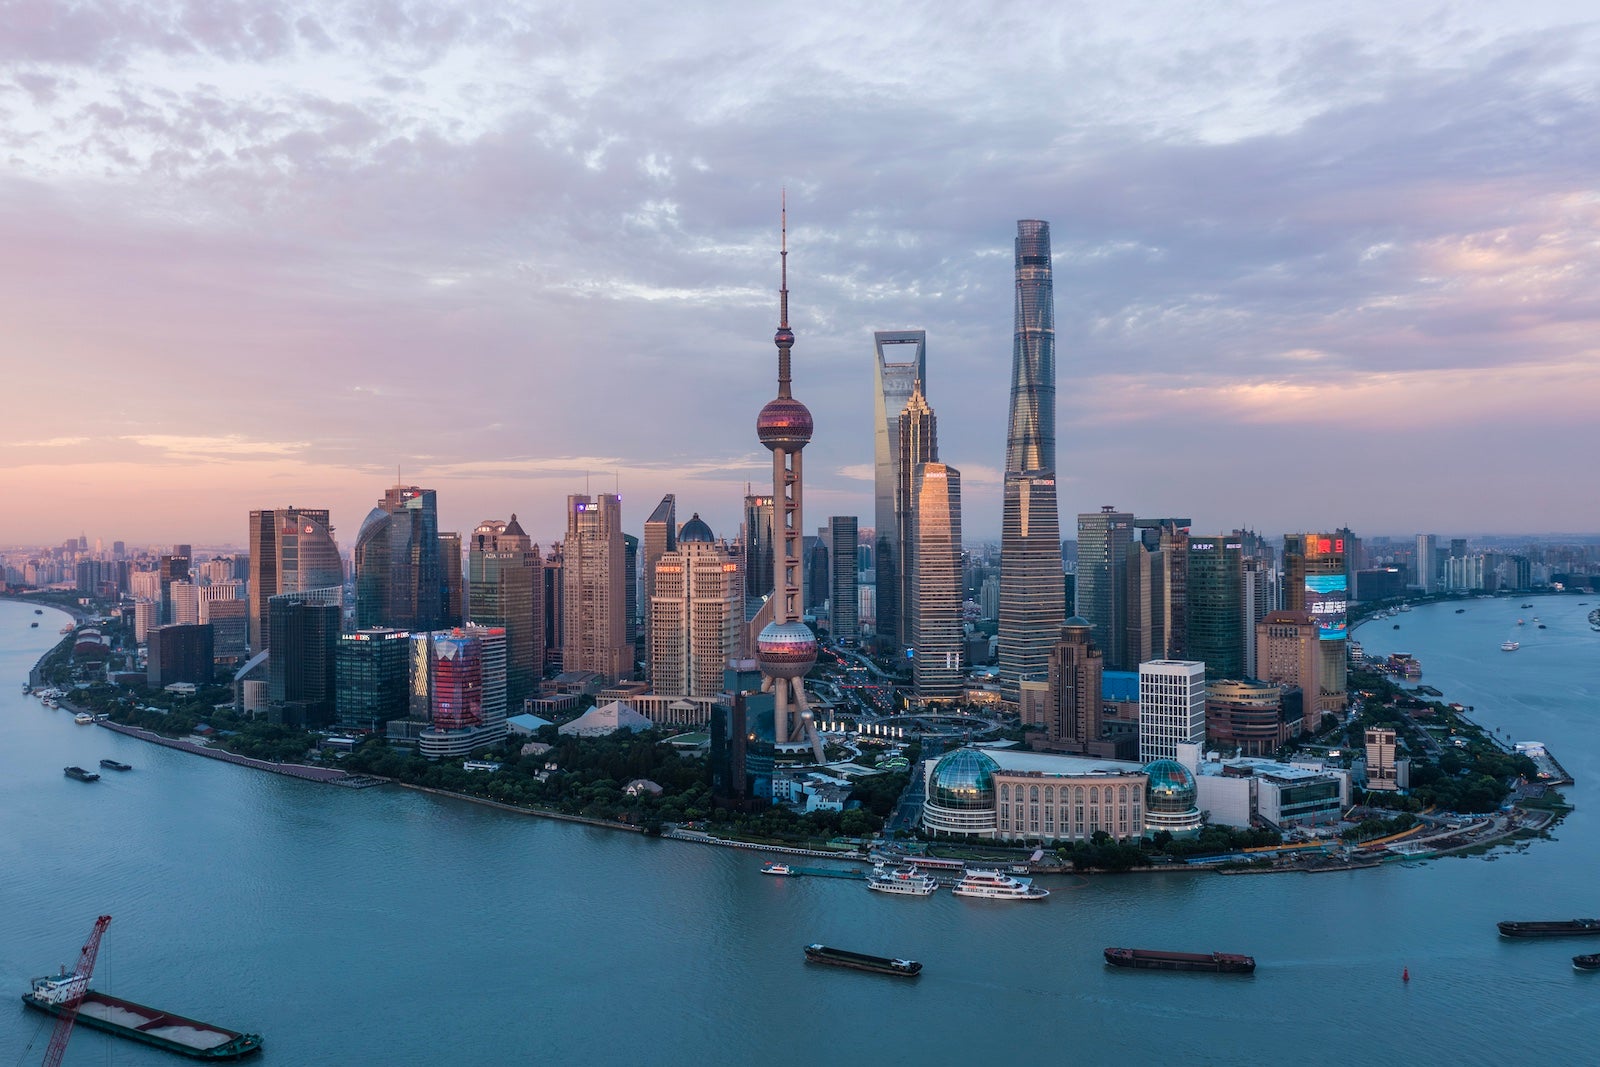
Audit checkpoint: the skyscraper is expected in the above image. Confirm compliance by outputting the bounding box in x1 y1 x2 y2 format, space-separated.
910 461 963 701
896 383 937 656
247 508 342 652
998 221 1065 708
641 494 677 665
1138 660 1206 763
1186 535 1245 680
1044 618 1104 753
648 514 740 699
872 329 926 652
354 486 445 631
335 628 412 733
563 493 630 681
753 204 823 761
267 594 340 727
440 531 464 627
828 516 859 642
1075 507 1133 670
1283 532 1350 716
741 492 774 605
468 515 544 711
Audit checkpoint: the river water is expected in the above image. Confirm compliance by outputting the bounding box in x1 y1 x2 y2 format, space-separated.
2 595 1597 1066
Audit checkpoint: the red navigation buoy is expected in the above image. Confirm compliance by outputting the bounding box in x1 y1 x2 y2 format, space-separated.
1402 967 1410 982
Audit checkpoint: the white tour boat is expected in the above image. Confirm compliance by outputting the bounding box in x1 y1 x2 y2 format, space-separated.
951 868 1049 901
761 862 795 876
866 865 939 897
74 713 95 725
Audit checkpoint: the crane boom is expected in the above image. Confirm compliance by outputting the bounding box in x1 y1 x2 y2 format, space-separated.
41 914 112 1067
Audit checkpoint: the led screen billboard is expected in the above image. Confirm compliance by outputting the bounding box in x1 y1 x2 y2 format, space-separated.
1305 574 1347 641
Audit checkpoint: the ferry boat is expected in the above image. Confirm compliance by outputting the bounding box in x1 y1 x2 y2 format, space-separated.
1573 954 1600 972
1103 947 1256 974
1501 640 1520 652
760 862 795 876
64 766 101 782
22 974 263 1059
1497 919 1600 938
803 944 921 977
100 759 133 771
866 865 939 897
30 621 38 628
75 713 95 725
43 697 59 708
951 869 1049 901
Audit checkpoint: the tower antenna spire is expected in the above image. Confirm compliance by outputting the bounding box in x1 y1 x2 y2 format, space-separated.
780 189 789 330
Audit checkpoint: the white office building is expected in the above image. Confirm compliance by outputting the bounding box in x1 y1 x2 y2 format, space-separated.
1138 659 1206 763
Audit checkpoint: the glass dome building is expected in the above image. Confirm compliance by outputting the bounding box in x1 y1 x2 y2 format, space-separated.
1144 759 1203 837
922 749 1000 836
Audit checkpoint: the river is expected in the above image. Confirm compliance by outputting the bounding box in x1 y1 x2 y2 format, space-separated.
2 595 1597 1066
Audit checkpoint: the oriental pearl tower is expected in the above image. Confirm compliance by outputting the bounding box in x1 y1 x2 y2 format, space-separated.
755 199 825 762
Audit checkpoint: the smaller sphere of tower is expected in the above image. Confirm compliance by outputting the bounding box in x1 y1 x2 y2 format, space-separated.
757 620 817 678
756 396 814 451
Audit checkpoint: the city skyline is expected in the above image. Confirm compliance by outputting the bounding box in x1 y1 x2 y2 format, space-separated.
5 3 1599 542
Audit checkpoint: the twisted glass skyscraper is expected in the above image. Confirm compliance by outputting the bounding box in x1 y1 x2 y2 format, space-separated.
998 220 1066 707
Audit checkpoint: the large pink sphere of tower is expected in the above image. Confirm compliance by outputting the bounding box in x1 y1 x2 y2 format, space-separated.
756 395 813 451
757 620 817 678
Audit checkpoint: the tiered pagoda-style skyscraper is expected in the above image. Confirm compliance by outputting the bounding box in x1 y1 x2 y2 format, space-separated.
998 220 1066 709
754 201 825 761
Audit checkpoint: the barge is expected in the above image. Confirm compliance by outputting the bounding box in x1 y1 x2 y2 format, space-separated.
100 759 133 771
64 766 100 782
803 944 921 977
22 976 263 1060
1497 919 1600 938
1104 948 1256 974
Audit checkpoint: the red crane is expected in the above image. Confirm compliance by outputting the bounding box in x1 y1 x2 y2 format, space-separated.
40 914 112 1067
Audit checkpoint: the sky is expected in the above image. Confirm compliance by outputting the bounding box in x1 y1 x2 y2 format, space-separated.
2 0 1597 549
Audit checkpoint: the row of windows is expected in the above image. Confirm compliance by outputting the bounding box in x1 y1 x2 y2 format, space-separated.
999 783 1135 804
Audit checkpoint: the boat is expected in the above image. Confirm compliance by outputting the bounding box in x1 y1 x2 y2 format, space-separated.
22 975 263 1059
43 697 59 708
75 713 95 725
30 622 38 628
1538 624 1547 629
951 868 1049 900
64 766 101 782
761 862 795 876
866 865 939 896
1573 954 1600 971
1455 608 1466 614
1501 641 1520 652
803 944 921 977
34 608 42 614
60 625 73 634
1103 948 1256 974
1521 603 1534 609
1392 624 1400 629
100 759 133 771
1497 919 1600 938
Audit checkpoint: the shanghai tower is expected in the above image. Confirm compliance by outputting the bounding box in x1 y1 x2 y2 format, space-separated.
998 220 1066 708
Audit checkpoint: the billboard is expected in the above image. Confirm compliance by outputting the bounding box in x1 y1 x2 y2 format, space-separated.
1305 574 1347 641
